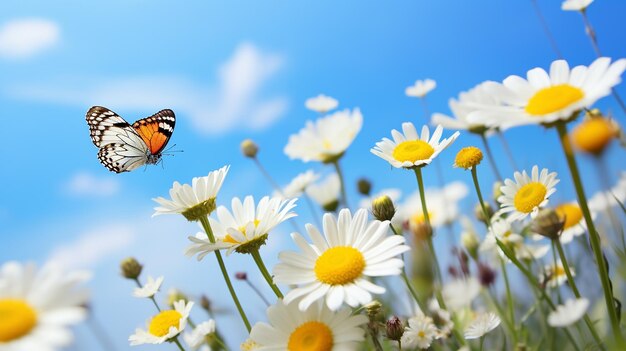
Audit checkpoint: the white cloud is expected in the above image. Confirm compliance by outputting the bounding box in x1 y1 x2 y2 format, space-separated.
64 172 121 197
0 18 60 59
7 42 287 134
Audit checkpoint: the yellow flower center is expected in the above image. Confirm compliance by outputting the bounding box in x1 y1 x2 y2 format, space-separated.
455 146 483 169
392 140 435 163
553 265 566 277
418 330 426 338
514 182 547 213
314 246 365 285
571 118 616 154
0 299 38 342
148 310 182 337
525 84 584 116
287 321 333 351
555 203 583 229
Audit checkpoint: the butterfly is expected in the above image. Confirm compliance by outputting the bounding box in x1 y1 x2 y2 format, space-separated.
86 106 176 173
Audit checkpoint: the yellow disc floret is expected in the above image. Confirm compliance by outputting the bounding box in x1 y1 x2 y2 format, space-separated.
287 321 333 351
525 84 584 116
0 299 38 342
555 203 583 229
514 182 547 213
393 140 435 163
454 146 483 169
571 118 617 155
315 247 365 285
148 310 182 337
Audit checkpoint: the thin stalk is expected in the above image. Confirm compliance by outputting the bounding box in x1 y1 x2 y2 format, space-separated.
244 279 271 306
198 216 251 332
500 258 518 344
529 0 563 58
389 224 426 312
88 316 118 351
480 336 485 351
253 157 284 195
480 133 503 182
554 238 604 346
250 249 283 298
173 337 186 351
555 122 621 341
496 129 519 171
332 160 349 208
134 279 161 312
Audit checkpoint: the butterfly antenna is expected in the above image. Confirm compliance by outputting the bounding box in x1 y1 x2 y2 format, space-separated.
164 143 183 154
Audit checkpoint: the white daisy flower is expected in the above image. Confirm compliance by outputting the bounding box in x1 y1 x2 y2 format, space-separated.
406 79 437 98
371 123 460 169
464 312 501 339
284 108 363 163
359 188 402 210
129 300 193 345
274 208 410 311
133 276 164 298
548 298 589 327
182 320 216 350
305 173 341 211
589 171 626 212
497 166 559 222
248 299 367 350
186 195 297 258
431 82 501 134
0 261 90 351
401 314 440 349
280 170 319 198
480 218 550 261
442 278 481 311
562 0 593 11
305 94 339 113
469 58 626 128
395 181 468 229
153 166 230 220
542 261 574 289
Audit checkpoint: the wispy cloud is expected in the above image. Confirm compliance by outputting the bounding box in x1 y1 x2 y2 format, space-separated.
64 172 121 197
8 42 288 134
0 18 60 59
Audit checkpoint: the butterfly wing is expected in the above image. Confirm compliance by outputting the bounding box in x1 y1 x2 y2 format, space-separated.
132 109 176 155
86 106 136 147
96 127 150 173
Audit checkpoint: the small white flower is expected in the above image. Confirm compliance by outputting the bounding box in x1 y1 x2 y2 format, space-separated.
406 79 437 98
305 173 341 210
284 108 363 163
280 170 319 198
497 166 559 222
561 0 593 11
548 298 589 327
129 300 193 345
464 312 501 339
371 123 460 169
401 314 440 349
183 320 216 350
542 261 574 288
133 276 164 298
442 278 481 311
305 94 339 113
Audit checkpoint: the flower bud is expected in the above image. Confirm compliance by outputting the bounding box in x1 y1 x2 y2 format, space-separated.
235 272 248 280
120 257 143 280
364 300 382 319
477 262 497 287
454 146 483 170
372 195 396 222
385 316 404 341
200 295 212 312
357 178 372 196
322 200 339 212
531 209 565 240
571 111 617 155
461 230 480 260
240 139 259 158
474 202 494 224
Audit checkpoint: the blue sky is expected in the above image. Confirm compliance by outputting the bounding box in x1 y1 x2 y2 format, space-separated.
1 1 625 349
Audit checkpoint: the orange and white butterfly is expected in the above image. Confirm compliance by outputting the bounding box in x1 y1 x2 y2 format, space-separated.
86 106 176 173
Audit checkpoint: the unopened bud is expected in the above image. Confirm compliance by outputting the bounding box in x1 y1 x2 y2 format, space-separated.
200 295 212 312
364 300 382 319
166 288 189 307
240 139 259 158
385 316 404 341
531 209 564 240
235 272 248 280
322 200 339 212
478 262 497 287
357 178 372 196
120 257 142 280
372 195 396 222
461 231 480 260
474 202 493 224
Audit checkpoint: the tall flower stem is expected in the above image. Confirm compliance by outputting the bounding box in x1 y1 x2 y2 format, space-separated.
554 238 603 345
332 160 349 208
198 216 251 332
244 278 271 306
555 122 621 341
173 338 186 351
529 0 563 59
250 249 283 298
389 223 426 312
499 258 518 343
496 130 519 171
480 134 503 182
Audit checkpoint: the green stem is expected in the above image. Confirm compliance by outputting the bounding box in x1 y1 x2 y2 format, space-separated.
480 336 485 351
332 160 349 208
480 133 503 182
555 122 621 341
250 249 283 298
500 258 518 344
496 129 519 171
198 216 251 332
173 337 186 351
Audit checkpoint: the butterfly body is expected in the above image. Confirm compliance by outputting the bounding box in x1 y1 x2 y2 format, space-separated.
86 106 176 173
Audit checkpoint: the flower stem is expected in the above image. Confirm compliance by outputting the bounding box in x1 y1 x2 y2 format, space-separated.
479 336 485 351
198 216 251 332
173 337 186 351
253 157 284 195
555 122 621 342
245 279 271 306
480 133 503 183
496 129 519 171
530 0 563 59
250 249 283 298
499 258 518 343
332 160 349 209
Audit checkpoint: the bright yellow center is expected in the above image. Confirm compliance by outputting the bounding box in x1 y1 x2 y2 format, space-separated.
418 330 426 338
0 299 38 342
525 84 584 116
392 140 435 163
314 247 365 285
148 310 182 337
287 321 333 351
552 265 566 278
514 182 547 213
455 146 483 169
410 211 434 225
555 203 583 229
572 118 616 154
